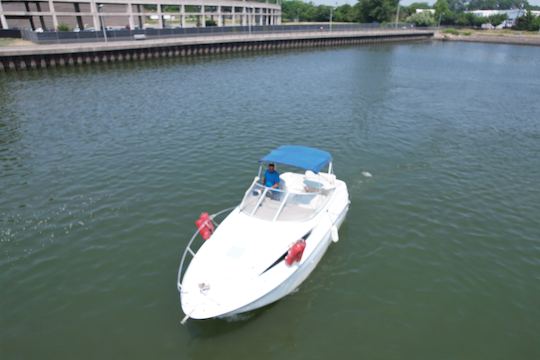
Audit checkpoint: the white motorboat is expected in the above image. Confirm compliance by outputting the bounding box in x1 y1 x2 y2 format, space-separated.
177 145 350 322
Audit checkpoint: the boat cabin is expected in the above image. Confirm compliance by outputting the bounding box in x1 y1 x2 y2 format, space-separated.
240 145 336 221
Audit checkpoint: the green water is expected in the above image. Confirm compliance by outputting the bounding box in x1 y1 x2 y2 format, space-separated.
1 41 539 359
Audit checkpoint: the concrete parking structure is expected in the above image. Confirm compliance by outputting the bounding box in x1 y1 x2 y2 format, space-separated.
0 0 281 31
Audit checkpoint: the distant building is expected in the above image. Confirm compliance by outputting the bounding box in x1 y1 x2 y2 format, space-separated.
465 9 540 27
415 9 435 15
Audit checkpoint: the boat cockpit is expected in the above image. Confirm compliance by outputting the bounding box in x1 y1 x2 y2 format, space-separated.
240 169 336 222
239 145 337 222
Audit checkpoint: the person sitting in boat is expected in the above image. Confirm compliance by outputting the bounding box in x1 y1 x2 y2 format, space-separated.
263 163 280 199
263 163 280 189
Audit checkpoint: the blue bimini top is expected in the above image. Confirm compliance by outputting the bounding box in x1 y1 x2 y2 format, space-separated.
260 145 332 173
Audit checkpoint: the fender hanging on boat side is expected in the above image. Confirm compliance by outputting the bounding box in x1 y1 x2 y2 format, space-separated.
195 212 215 240
285 239 306 266
331 225 339 243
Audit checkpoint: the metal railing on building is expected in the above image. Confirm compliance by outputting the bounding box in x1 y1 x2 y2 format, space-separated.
19 23 412 44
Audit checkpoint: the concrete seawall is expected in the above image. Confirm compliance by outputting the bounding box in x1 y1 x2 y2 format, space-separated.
0 30 433 71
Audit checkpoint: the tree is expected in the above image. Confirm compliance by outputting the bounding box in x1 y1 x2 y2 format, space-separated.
357 0 399 23
282 0 317 22
314 5 332 22
487 13 507 26
446 0 466 12
434 0 455 25
335 4 356 22
408 2 431 10
406 11 436 26
514 10 540 31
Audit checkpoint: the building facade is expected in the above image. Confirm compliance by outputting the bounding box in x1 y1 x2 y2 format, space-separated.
465 9 540 27
0 0 281 31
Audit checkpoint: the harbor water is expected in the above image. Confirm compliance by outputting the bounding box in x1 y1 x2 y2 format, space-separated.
1 41 540 359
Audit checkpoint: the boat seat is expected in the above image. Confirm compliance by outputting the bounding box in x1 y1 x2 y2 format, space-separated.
304 170 334 193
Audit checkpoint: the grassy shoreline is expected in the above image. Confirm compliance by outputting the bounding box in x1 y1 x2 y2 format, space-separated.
435 28 540 46
0 38 33 47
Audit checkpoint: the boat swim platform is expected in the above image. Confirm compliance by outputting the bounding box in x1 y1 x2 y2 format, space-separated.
0 29 434 71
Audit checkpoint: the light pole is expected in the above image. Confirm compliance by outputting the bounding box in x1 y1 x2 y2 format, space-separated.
248 7 251 34
329 2 337 32
395 0 400 29
329 6 333 32
98 4 108 42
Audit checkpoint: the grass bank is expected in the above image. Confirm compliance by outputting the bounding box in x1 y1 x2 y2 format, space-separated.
436 28 540 46
0 38 33 47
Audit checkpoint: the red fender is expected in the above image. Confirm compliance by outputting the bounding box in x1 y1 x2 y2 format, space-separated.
195 212 214 240
285 240 306 266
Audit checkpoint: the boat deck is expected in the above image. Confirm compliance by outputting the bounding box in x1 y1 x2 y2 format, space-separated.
242 193 316 221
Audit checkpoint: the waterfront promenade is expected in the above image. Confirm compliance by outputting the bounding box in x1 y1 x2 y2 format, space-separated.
0 28 433 70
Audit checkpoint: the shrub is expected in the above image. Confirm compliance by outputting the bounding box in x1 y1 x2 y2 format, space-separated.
205 19 217 27
514 11 540 31
57 23 71 32
442 28 459 35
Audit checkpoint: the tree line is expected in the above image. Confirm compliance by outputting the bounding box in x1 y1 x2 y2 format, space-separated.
281 0 540 30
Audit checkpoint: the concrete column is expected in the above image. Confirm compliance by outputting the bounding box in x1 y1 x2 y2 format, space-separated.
180 4 185 27
127 3 134 29
36 2 47 30
90 0 100 30
137 4 143 28
74 2 84 30
48 0 59 30
200 5 205 27
157 4 163 28
0 3 8 30
24 2 36 30
259 9 263 25
241 7 246 26
217 6 222 26
231 7 235 26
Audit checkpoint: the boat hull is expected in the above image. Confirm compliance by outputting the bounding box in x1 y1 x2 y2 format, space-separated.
220 203 349 318
179 174 350 320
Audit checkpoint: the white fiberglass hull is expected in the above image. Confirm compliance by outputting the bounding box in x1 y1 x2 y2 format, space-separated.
179 179 349 320
221 204 349 317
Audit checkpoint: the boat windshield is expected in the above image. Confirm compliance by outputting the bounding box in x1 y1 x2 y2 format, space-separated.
239 174 334 222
